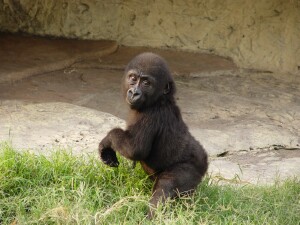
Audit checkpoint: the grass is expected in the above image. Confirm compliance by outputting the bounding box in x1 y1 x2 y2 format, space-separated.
0 143 299 225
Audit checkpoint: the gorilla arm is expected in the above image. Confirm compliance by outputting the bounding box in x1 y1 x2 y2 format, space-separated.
99 124 156 167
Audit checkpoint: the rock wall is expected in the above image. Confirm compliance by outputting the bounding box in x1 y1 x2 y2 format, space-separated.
1 0 299 74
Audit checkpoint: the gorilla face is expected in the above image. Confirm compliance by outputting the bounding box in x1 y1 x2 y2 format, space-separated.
123 52 174 110
125 69 158 109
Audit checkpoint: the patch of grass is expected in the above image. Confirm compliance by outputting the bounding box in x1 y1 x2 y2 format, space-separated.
0 143 299 225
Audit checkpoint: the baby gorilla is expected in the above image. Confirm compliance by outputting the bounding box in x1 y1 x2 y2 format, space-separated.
98 52 208 218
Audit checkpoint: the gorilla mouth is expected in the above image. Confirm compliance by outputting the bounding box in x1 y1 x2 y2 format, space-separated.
126 97 143 109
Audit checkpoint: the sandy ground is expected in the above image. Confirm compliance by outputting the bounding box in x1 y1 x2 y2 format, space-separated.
0 34 299 184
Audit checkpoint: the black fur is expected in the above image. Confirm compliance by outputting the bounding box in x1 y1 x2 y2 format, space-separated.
98 52 208 217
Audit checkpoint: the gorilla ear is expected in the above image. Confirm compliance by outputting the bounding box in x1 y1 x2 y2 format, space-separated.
163 82 171 94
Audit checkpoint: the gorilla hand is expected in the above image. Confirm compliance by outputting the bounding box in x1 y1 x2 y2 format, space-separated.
99 140 119 167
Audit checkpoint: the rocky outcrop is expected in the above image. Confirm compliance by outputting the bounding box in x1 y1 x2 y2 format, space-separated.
0 0 299 74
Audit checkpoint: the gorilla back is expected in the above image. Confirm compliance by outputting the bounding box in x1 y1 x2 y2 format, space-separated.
99 52 208 217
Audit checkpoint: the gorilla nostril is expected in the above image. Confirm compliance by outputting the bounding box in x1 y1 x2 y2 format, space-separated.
127 89 134 98
133 92 140 97
127 88 141 102
129 88 141 100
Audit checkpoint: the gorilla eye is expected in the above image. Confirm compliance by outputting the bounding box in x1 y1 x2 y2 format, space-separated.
142 80 150 86
128 74 138 82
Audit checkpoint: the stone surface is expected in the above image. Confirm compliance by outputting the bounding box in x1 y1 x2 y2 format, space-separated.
0 35 299 184
0 101 125 155
1 0 300 73
210 149 300 185
0 42 299 156
0 34 118 83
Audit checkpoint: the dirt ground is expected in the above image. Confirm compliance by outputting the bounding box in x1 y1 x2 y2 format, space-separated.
0 34 299 184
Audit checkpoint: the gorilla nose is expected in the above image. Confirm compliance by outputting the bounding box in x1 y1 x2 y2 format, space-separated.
128 88 142 101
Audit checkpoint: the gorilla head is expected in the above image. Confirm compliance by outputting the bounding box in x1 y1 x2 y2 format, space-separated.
123 52 176 110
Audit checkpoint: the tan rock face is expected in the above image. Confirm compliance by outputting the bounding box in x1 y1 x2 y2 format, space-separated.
0 0 299 73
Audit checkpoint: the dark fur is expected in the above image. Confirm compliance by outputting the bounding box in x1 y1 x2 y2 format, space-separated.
99 52 208 217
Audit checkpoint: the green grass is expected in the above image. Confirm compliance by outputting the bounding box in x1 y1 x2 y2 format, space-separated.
0 143 299 225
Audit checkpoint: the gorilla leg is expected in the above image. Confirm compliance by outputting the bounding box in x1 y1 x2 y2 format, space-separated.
148 163 203 218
